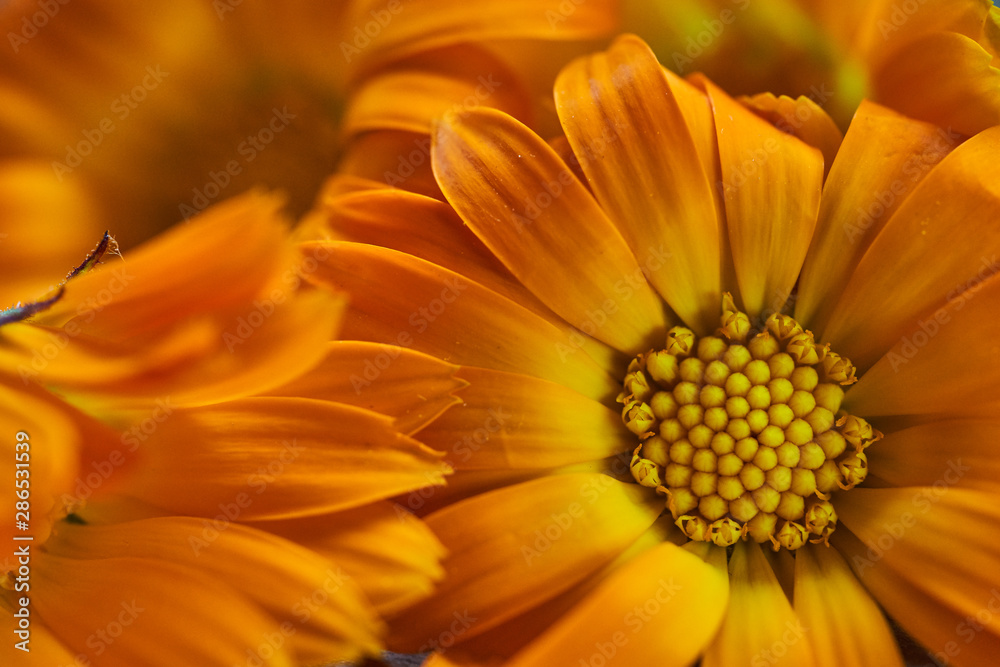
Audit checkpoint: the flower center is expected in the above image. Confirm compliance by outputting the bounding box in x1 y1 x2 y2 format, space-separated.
619 294 881 551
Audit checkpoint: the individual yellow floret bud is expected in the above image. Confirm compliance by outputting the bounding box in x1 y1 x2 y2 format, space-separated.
709 518 744 547
822 351 858 385
623 399 655 435
646 350 679 385
665 326 695 356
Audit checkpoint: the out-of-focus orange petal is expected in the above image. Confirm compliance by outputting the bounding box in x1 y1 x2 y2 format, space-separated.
46 516 384 663
0 161 104 308
302 241 619 401
387 473 662 650
704 79 824 321
419 367 633 470
0 378 122 544
342 46 533 136
266 341 466 435
504 542 727 667
255 501 445 617
119 398 449 520
873 32 1000 142
32 553 292 667
794 545 904 667
433 106 667 352
337 129 443 199
554 34 722 334
796 101 955 330
341 0 618 73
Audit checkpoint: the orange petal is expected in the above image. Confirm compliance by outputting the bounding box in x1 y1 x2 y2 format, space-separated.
796 101 955 330
703 540 816 667
32 552 292 667
44 516 383 663
120 398 449 519
325 189 622 371
842 266 1000 417
326 187 622 374
254 501 445 617
873 32 1000 137
387 473 663 649
554 35 722 333
2 287 343 409
794 545 904 667
433 106 667 352
821 125 1000 369
867 419 1000 493
342 45 532 136
836 487 1000 667
337 129 443 199
705 79 824 322
741 92 844 177
266 341 466 435
40 192 291 340
341 0 618 72
505 542 727 667
1 606 78 664
302 241 619 401
419 367 633 470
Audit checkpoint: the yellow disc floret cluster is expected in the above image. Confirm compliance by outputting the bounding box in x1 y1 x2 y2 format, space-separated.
619 295 881 551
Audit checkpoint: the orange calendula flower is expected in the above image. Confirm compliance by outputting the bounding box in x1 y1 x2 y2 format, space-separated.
302 35 1000 666
0 194 457 664
623 0 1000 134
0 0 617 249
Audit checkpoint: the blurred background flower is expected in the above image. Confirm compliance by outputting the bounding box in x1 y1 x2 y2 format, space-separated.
623 0 1000 132
0 194 460 665
0 0 616 251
